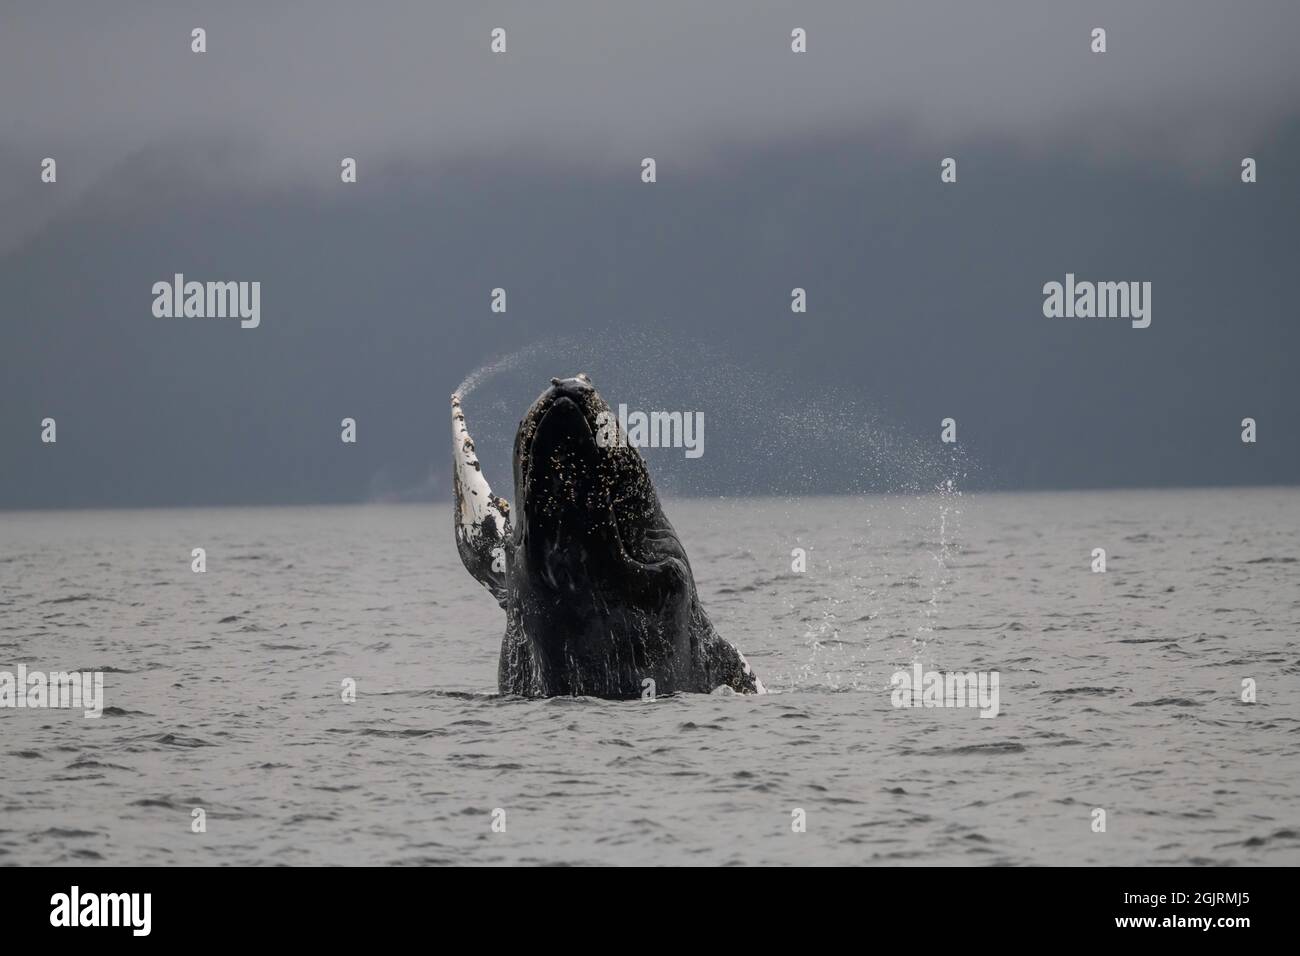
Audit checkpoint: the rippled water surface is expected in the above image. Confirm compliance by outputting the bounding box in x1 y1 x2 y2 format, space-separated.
2 489 1298 865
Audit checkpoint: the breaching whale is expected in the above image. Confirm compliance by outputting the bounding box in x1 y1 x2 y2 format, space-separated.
451 374 764 698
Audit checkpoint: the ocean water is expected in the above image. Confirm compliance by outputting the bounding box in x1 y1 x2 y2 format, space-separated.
1 488 1297 866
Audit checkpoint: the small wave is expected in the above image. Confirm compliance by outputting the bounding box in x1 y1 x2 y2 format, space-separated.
905 742 1027 756
369 688 500 701
327 727 445 738
1043 686 1121 697
67 757 132 771
130 732 215 749
131 797 192 810
1132 697 1200 707
1215 828 1300 849
715 575 786 595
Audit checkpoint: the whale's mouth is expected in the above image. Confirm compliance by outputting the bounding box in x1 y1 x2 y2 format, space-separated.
513 376 664 578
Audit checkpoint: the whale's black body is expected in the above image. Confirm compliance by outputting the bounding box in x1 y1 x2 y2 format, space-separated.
452 375 763 698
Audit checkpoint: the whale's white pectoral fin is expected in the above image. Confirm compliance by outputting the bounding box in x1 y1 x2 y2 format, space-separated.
451 392 512 607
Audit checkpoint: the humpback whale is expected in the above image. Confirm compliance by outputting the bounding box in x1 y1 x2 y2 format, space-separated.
451 374 764 698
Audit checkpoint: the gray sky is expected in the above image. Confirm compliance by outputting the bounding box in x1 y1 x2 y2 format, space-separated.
2 1 1298 507
4 0 1299 248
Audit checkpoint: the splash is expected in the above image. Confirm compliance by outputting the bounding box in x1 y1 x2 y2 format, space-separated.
454 344 548 400
910 477 963 669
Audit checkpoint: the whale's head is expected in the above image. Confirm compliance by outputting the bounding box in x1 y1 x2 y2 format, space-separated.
510 374 692 605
